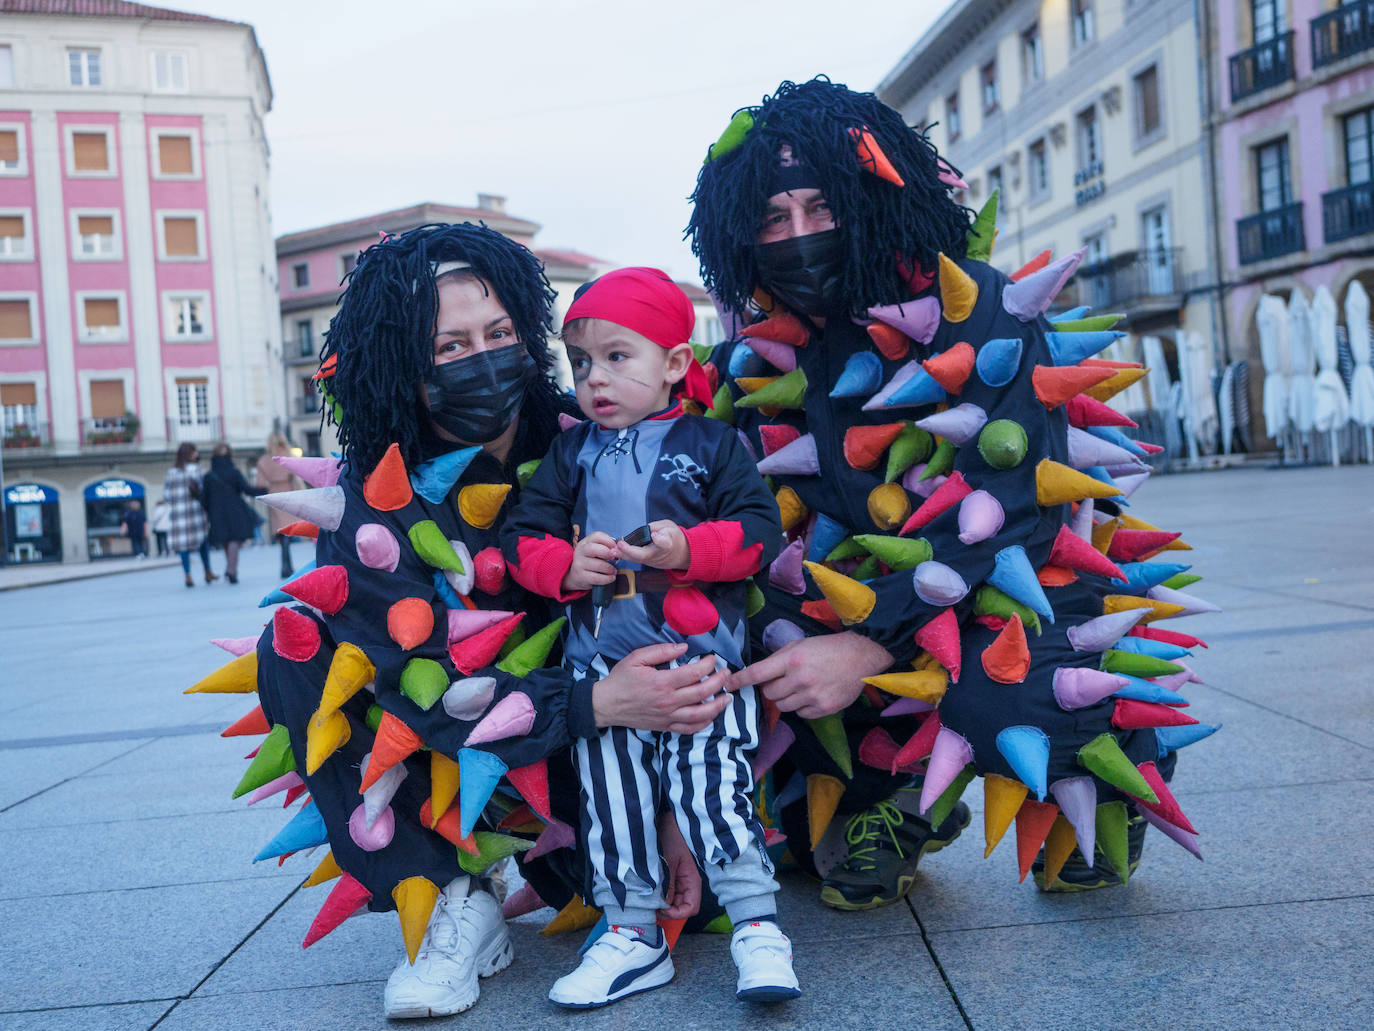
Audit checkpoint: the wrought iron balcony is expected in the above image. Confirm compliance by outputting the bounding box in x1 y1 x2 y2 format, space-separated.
1323 180 1374 243
2 421 49 449
1229 31 1295 103
1237 202 1305 264
165 415 223 443
80 416 140 447
1071 248 1182 311
293 394 321 417
1312 0 1374 69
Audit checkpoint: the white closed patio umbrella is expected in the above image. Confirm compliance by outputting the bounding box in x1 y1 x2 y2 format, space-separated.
1345 281 1374 462
1287 291 1317 442
1257 294 1291 447
1177 330 1219 459
1310 285 1350 464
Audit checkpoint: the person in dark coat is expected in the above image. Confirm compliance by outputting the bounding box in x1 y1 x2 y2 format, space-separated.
201 443 266 583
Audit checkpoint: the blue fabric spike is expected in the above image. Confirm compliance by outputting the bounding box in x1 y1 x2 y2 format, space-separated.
410 447 481 505
1156 723 1220 758
458 747 509 839
987 545 1055 622
433 570 463 609
259 559 316 607
808 514 849 562
775 769 808 810
831 351 884 398
884 366 947 407
1114 674 1189 706
995 725 1050 801
728 343 763 378
1111 637 1192 660
1112 562 1192 592
579 914 609 955
1046 330 1125 366
253 800 327 863
1084 466 1127 503
1085 425 1148 457
976 337 1022 387
1048 306 1089 322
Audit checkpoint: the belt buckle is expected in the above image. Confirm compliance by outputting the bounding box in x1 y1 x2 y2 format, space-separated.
612 570 637 600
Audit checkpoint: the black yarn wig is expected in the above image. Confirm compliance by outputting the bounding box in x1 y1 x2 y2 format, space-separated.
686 77 974 317
318 222 563 473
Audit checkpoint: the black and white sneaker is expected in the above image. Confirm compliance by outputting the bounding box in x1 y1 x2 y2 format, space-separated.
547 925 673 1009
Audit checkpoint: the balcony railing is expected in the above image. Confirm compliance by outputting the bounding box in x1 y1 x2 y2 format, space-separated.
1237 202 1306 264
165 415 223 443
1229 30 1295 103
296 334 316 358
1073 248 1182 311
1323 180 1374 243
1312 0 1374 68
2 421 49 449
293 394 321 417
80 416 140 447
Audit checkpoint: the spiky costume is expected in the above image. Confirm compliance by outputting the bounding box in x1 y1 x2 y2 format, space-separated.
186 224 604 962
687 79 1215 883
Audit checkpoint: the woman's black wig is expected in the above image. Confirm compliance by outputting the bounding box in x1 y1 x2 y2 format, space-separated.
686 77 974 317
318 222 564 472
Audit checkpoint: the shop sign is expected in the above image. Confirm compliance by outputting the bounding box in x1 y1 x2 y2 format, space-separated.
5 483 57 505
84 478 143 501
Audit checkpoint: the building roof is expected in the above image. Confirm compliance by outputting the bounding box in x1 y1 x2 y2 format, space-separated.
276 202 542 257
0 0 241 24
877 0 1014 107
533 247 615 278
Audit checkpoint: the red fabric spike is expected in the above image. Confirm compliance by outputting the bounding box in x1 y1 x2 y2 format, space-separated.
244 745 260 759
850 127 906 186
896 255 935 294
1037 565 1078 587
843 422 907 471
283 784 307 807
419 798 479 854
277 851 296 867
1112 698 1200 730
1135 761 1198 833
759 423 802 457
221 705 269 738
1107 529 1181 563
914 608 962 682
741 311 809 348
1048 524 1125 579
1033 365 1117 409
982 613 1030 684
867 322 910 361
862 684 884 707
900 471 972 535
800 599 842 631
702 361 719 395
660 915 688 951
859 727 923 774
761 695 782 732
1135 441 1165 455
359 712 424 792
363 442 413 511
282 565 349 615
312 353 337 381
892 711 941 771
1065 393 1138 428
473 547 507 595
279 520 319 539
302 873 372 948
664 585 719 635
922 342 975 394
1015 799 1060 883
449 613 524 675
496 804 537 831
976 614 1008 632
506 760 553 822
273 606 322 663
1130 626 1208 649
1010 249 1052 281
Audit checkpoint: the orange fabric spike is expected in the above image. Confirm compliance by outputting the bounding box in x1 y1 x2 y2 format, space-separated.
1036 565 1078 587
981 613 1031 684
867 322 910 361
800 599 842 631
419 797 479 854
221 704 269 738
1032 365 1117 409
359 712 423 793
1041 815 1079 885
448 612 524 675
279 520 319 539
1015 799 1060 883
660 915 688 951
843 422 907 471
742 311 809 347
506 760 553 821
923 342 975 393
387 598 435 650
850 127 905 186
311 353 337 381
1010 249 1052 281
363 443 412 511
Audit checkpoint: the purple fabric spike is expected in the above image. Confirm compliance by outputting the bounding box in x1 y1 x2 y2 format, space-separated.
1001 249 1086 321
1070 498 1095 540
957 490 1005 544
1053 666 1130 710
361 753 408 830
524 819 577 861
862 360 922 411
1067 426 1139 470
1151 671 1192 692
762 617 807 652
747 335 799 372
753 719 796 778
1138 805 1204 859
709 290 748 340
355 523 400 573
1050 776 1097 862
902 464 947 498
881 696 935 718
1066 609 1145 652
757 434 818 476
912 560 970 606
915 403 988 446
918 727 973 814
212 635 261 657
465 691 536 745
869 296 942 344
1147 585 1220 616
348 801 396 852
769 537 806 595
558 412 582 432
245 770 304 806
274 454 342 489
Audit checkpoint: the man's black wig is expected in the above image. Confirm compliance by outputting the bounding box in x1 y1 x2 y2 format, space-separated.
687 77 973 317
318 222 563 473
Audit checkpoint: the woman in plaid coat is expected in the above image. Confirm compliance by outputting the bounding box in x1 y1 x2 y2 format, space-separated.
164 441 217 587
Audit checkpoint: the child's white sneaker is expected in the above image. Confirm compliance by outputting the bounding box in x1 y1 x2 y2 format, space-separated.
548 925 673 1009
730 920 801 1002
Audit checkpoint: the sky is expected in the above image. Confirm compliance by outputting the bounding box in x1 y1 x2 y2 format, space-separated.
188 0 949 283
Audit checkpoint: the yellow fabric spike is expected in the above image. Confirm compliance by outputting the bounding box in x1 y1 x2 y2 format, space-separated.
735 375 777 395
319 642 376 718
913 650 945 673
1042 815 1079 885
185 651 258 695
305 707 351 775
457 483 511 530
867 483 912 531
806 773 846 850
1091 516 1120 556
393 876 441 965
1161 537 1193 552
541 894 602 936
1035 459 1123 507
430 752 460 827
863 669 948 704
1103 594 1188 623
802 560 877 625
775 486 808 532
303 851 342 888
983 774 1030 859
937 253 978 323
1083 367 1147 403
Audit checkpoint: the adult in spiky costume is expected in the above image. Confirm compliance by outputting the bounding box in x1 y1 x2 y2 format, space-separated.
688 78 1214 906
186 223 732 1019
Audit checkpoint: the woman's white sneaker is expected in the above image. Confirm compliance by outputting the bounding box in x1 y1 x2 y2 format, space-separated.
730 921 801 1002
547 925 674 1009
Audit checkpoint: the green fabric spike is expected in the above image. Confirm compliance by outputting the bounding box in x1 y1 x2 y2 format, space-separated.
365 704 383 733
851 555 882 580
978 419 1028 470
691 343 715 365
826 537 868 562
400 658 448 710
516 459 541 489
457 831 534 875
852 534 932 571
1162 572 1202 590
927 763 976 828
497 617 567 677
1095 801 1133 884
746 580 766 618
885 424 934 483
702 913 734 934
408 520 465 573
974 585 1043 635
919 437 957 481
965 188 999 262
320 386 344 427
735 368 807 410
705 383 735 424
1100 649 1184 678
232 724 296 799
497 623 526 661
707 109 755 162
1052 314 1125 333
1078 734 1159 803
806 713 853 779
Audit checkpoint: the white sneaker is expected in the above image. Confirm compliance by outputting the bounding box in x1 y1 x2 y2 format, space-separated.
382 875 514 1019
730 921 801 1002
547 925 673 1009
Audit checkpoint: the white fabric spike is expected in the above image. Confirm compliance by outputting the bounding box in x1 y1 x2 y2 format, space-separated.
259 486 346 532
1002 249 1087 321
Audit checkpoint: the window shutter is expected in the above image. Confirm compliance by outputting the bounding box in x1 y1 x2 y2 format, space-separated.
0 215 24 240
1 382 37 406
163 217 199 257
89 379 126 419
84 297 120 328
0 299 33 339
158 135 194 175
77 215 114 237
0 130 18 164
72 132 109 172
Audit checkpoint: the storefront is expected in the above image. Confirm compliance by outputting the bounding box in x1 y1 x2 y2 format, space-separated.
84 478 145 559
4 482 63 564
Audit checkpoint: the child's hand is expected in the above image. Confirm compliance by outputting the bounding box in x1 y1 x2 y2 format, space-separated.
614 520 690 571
561 531 618 593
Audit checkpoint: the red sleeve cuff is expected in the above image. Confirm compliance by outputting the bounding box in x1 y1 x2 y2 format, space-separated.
680 521 764 582
508 535 586 602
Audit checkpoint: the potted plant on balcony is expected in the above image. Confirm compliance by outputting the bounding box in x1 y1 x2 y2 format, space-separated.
3 423 39 448
121 410 140 443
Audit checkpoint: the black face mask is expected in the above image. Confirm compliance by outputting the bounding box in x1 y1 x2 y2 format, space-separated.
754 229 846 318
423 346 534 444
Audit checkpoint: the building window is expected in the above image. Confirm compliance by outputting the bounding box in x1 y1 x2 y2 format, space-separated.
291 262 310 289
0 45 13 89
2 383 39 435
150 50 187 92
1021 24 1044 83
164 293 210 339
157 213 204 260
77 294 126 341
0 125 24 174
176 377 211 428
981 61 999 114
1028 139 1049 201
295 317 313 357
0 211 32 259
89 379 127 423
1255 138 1292 211
153 132 198 178
0 296 38 344
72 211 120 259
1072 0 1095 47
1345 107 1373 185
67 48 102 87
1133 65 1163 142
68 129 113 175
1076 106 1101 169
340 252 357 277
1252 0 1285 45
987 164 1003 198
946 92 961 142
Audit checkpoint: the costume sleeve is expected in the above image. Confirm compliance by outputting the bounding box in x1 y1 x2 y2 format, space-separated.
500 433 587 603
677 424 783 582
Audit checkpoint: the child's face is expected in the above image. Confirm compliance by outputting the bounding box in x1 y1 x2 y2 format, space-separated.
567 319 689 429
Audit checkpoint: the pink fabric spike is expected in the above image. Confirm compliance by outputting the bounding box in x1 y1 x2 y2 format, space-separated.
868 297 942 344
1053 666 1130 710
447 608 516 644
465 691 536 745
1138 805 1203 860
757 434 819 476
1050 776 1097 863
273 455 342 489
302 873 372 948
245 770 304 806
858 727 924 775
901 464 947 497
1152 671 1193 693
1147 585 1221 616
347 801 395 851
1066 609 1145 652
501 882 547 919
1066 427 1138 470
957 490 1005 544
914 404 988 447
1135 760 1197 833
746 335 799 372
558 412 582 432
879 696 935 718
523 819 576 861
211 635 260 657
360 752 408 830
1177 660 1205 684
863 359 923 411
355 523 399 573
901 471 972 535
918 726 973 814
769 537 806 595
936 158 970 190
753 719 796 778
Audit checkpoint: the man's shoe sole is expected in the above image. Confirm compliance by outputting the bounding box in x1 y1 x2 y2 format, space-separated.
737 984 802 1003
382 936 514 1019
1033 860 1141 893
818 806 973 912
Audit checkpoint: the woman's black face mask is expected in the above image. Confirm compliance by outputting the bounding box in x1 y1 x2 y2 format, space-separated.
423 345 534 444
753 228 846 318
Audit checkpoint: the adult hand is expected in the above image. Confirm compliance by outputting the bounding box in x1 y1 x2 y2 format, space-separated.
561 531 617 593
614 520 690 572
658 810 702 920
593 642 730 734
727 631 894 719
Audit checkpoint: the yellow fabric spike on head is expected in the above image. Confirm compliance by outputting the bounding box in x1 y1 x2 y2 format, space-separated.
1035 459 1123 507
983 774 1029 859
1103 594 1187 623
319 642 376 718
1042 814 1079 885
1091 516 1119 556
863 669 948 704
541 894 602 936
185 651 258 694
802 560 877 625
305 707 351 775
937 253 978 323
806 773 846 850
393 876 441 965
775 486 808 532
430 752 460 826
735 375 777 395
303 851 342 888
457 483 511 530
1083 367 1147 403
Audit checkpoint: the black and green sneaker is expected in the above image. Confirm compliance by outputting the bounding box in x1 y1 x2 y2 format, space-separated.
1031 813 1148 892
819 798 971 911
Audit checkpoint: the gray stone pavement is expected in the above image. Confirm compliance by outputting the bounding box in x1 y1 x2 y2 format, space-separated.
1 464 1372 1030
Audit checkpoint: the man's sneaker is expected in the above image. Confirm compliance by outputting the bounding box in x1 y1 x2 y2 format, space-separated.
382 875 513 1019
547 925 673 1009
1032 812 1148 892
820 799 971 911
730 921 801 1003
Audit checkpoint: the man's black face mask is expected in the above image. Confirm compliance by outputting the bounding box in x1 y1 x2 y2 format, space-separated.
423 345 534 445
754 229 846 318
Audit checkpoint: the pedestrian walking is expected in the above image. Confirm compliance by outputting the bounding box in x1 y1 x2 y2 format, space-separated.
165 442 216 588
255 431 300 577
201 443 266 584
151 497 171 556
120 499 148 558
